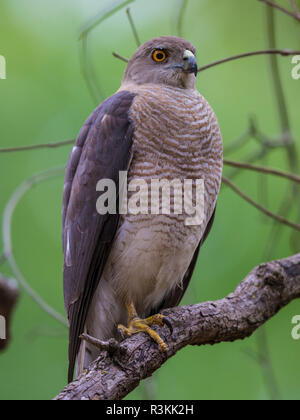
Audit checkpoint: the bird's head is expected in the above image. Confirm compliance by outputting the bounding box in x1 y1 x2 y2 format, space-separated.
122 36 198 89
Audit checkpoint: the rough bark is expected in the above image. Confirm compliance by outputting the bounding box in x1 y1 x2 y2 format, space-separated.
55 253 300 401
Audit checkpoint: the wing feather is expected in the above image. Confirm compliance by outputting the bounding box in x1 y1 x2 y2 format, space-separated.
62 90 136 382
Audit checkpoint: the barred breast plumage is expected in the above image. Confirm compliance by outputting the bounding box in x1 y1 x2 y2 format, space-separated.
85 83 223 353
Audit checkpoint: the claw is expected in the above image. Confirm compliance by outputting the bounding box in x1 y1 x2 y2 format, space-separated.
119 302 171 352
117 325 129 340
162 316 173 335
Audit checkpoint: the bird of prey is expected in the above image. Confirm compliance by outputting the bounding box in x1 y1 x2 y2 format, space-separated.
63 36 223 382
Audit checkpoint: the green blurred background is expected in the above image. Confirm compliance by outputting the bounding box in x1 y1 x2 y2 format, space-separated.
0 0 299 400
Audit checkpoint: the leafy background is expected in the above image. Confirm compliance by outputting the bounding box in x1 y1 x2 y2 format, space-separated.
0 0 299 400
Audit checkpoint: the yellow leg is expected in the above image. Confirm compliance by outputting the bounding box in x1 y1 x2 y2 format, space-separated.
118 302 172 352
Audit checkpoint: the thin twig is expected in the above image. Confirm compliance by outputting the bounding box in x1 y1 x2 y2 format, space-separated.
0 139 74 154
266 10 295 158
197 49 300 72
112 51 129 63
256 328 281 400
223 126 252 155
78 0 135 40
291 0 300 17
126 7 141 47
2 168 68 327
223 159 300 184
223 117 289 182
25 325 67 341
80 334 121 353
264 5 300 257
222 177 300 232
225 146 269 181
258 0 300 22
176 0 189 37
79 35 102 104
242 334 281 401
78 0 136 104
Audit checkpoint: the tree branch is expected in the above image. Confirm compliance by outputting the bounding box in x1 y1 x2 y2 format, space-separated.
222 176 300 232
176 0 189 37
78 0 135 40
258 0 300 22
291 0 300 18
112 51 129 63
197 49 300 72
263 4 300 258
223 159 300 184
2 168 68 327
126 7 141 47
0 139 74 154
55 253 300 400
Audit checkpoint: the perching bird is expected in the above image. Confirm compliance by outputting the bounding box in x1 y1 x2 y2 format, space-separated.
63 36 223 383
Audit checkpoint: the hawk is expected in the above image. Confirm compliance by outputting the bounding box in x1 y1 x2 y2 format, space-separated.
63 36 223 382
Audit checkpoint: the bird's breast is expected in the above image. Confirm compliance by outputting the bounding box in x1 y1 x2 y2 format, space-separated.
102 84 223 313
126 84 223 221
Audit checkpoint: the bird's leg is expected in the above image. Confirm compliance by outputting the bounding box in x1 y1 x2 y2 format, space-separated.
118 302 172 352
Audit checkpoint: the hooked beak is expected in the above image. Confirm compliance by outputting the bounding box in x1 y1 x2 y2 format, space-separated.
183 50 198 77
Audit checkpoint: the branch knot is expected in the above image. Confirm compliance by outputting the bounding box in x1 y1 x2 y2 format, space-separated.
256 262 286 292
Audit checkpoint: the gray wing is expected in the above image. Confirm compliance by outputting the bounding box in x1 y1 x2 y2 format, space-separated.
62 90 136 382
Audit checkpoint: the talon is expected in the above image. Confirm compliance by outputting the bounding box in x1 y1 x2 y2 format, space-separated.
119 302 169 352
118 324 131 339
162 316 173 335
159 341 168 352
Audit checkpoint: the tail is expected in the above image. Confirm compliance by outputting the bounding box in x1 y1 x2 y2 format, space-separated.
67 327 86 383
67 326 80 383
68 349 76 383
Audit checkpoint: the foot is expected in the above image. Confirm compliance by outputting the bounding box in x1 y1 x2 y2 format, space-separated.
118 303 173 352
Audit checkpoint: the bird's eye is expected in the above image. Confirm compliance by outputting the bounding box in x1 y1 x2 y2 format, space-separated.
152 49 167 63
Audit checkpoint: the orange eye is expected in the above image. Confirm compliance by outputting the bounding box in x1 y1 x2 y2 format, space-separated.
152 49 167 62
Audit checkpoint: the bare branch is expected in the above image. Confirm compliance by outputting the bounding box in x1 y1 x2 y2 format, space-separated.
223 159 300 184
176 0 189 37
291 0 300 17
2 168 68 327
197 49 300 73
126 7 141 47
265 8 295 157
55 253 300 400
255 328 281 400
78 0 136 104
0 139 74 154
223 124 253 155
222 176 300 232
78 0 135 40
112 51 129 63
258 0 300 22
79 35 103 104
264 5 300 257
